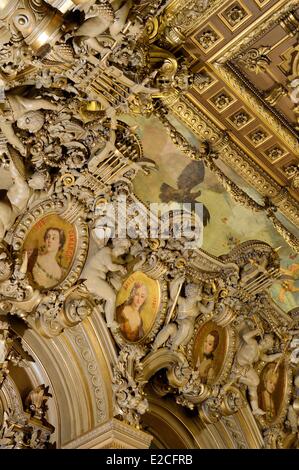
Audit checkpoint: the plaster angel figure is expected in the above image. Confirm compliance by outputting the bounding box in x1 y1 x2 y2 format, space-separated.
231 326 282 416
0 158 30 241
0 91 58 156
0 337 8 364
73 0 135 54
80 238 130 327
0 321 10 364
0 157 52 241
152 282 214 351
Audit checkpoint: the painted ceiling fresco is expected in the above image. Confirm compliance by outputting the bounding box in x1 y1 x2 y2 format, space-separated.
124 114 299 313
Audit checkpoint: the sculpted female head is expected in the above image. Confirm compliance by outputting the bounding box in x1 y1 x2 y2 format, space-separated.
17 111 44 133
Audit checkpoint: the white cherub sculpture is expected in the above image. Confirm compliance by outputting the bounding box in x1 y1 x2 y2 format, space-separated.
0 338 8 364
0 157 52 242
0 159 30 241
232 327 282 415
0 321 10 364
73 0 134 54
80 238 130 327
152 282 214 351
0 92 58 156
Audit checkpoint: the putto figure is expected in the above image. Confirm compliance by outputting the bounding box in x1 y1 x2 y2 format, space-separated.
0 91 58 156
152 283 214 351
80 239 130 327
231 328 282 416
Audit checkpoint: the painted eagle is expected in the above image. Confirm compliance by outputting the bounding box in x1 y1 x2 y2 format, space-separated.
159 160 210 226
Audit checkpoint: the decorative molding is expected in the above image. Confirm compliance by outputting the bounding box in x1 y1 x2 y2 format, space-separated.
162 0 228 37
67 323 109 424
62 418 152 449
214 0 299 62
167 95 299 229
212 63 299 156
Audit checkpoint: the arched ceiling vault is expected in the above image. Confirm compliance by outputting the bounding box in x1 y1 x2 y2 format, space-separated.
5 314 115 447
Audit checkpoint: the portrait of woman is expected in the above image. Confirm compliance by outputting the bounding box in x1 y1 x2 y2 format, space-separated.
260 364 279 420
116 282 148 342
258 362 285 422
27 227 66 289
115 271 161 343
193 321 227 385
196 330 219 384
23 214 77 290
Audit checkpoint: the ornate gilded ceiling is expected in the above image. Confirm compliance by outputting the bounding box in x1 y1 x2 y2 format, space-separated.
156 0 299 233
0 0 299 452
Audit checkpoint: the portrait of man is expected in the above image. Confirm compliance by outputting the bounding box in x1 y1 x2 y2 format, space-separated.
196 329 219 384
193 321 226 385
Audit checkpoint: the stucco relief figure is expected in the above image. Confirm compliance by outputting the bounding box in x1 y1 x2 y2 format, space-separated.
73 0 134 54
0 92 58 156
196 330 219 385
152 283 214 351
260 363 279 420
0 251 12 283
0 339 7 364
0 160 52 243
80 239 130 327
0 336 8 365
0 321 11 365
0 159 30 241
116 282 147 342
26 227 66 289
287 374 299 440
232 329 282 416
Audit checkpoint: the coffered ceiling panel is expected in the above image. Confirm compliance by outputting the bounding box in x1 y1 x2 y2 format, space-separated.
164 0 299 210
